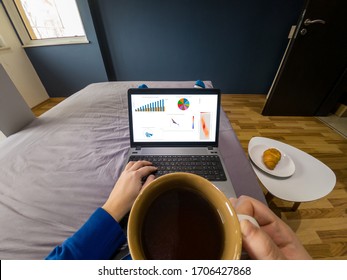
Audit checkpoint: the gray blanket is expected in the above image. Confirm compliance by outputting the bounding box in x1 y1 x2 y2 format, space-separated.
0 81 265 259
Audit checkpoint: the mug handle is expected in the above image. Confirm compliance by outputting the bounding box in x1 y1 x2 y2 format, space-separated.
237 214 259 228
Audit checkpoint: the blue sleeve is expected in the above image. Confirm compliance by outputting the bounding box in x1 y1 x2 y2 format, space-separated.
45 208 126 260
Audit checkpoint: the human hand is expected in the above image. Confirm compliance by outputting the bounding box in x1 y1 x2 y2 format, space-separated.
229 195 311 260
102 161 157 222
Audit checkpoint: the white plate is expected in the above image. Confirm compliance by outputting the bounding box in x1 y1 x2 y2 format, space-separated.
249 144 295 177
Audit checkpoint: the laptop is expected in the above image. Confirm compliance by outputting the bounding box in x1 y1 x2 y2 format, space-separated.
125 88 236 198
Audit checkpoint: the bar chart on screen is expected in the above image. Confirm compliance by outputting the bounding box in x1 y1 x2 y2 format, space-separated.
135 99 165 112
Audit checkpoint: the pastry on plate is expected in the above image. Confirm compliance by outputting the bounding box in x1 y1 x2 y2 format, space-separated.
262 148 281 170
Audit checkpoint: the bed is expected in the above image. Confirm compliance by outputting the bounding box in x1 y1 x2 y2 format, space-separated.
0 81 265 259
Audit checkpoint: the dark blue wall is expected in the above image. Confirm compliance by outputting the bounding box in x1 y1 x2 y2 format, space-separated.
97 0 303 93
25 0 303 96
24 0 108 97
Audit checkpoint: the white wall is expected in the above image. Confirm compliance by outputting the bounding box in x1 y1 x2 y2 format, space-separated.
0 3 49 108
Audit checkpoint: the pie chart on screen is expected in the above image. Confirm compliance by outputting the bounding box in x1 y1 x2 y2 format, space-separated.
178 98 190 110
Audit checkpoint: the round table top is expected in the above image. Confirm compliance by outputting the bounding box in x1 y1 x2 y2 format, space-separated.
248 137 336 203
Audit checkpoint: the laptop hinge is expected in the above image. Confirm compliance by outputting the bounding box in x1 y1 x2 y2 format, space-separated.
135 146 141 150
207 146 213 150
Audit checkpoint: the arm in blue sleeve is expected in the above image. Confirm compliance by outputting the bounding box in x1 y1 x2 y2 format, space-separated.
46 208 126 260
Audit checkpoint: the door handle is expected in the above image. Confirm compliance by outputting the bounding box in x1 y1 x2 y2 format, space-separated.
304 18 326 26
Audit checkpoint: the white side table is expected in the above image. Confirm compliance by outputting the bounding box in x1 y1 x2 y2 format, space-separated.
248 137 336 211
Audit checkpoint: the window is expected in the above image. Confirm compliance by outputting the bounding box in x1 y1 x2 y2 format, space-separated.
2 0 88 47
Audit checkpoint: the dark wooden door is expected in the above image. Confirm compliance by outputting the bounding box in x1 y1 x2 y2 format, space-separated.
262 0 347 116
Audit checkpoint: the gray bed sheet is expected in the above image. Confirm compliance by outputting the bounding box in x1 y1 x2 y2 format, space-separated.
0 81 265 259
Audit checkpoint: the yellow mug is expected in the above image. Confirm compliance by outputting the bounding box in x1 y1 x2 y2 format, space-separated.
128 172 256 260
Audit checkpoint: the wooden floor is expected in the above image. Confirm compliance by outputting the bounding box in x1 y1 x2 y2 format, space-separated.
221 94 347 260
31 98 65 117
33 95 347 260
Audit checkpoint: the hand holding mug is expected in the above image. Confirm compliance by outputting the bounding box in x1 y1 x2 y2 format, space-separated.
230 195 311 260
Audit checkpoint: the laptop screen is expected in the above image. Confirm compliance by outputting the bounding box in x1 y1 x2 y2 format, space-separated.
128 88 221 147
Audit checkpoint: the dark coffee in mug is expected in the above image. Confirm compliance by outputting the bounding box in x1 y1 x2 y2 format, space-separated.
140 187 224 260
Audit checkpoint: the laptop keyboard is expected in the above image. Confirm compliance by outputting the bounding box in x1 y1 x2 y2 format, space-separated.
128 155 227 181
